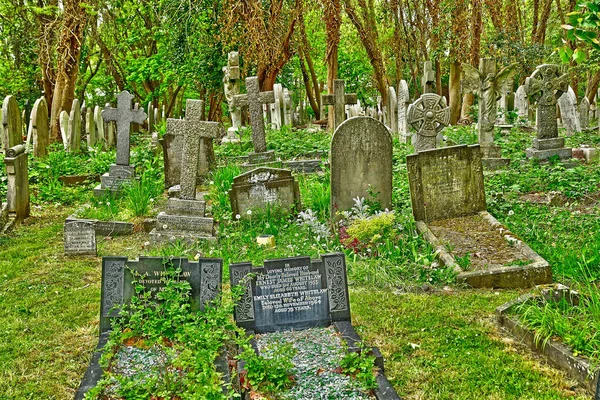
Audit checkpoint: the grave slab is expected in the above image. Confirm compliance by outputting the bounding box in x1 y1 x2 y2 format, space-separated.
407 144 551 288
64 220 97 256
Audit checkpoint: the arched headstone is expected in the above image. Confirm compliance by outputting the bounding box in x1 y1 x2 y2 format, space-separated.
2 95 22 151
30 97 49 157
330 117 392 217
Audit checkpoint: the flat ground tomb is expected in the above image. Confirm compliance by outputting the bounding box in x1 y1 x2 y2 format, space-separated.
230 253 400 399
229 167 301 220
407 144 552 288
76 256 224 399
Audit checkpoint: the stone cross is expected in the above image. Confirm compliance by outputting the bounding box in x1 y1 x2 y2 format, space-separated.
407 93 450 152
525 64 568 140
232 76 274 153
422 61 435 94
169 99 224 200
322 79 358 131
102 91 146 166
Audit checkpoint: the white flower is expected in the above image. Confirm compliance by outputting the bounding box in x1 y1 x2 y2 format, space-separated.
508 210 514 216
235 214 241 220
246 210 252 215
162 224 168 229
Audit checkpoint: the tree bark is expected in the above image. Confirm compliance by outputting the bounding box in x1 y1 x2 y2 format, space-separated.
449 62 461 125
298 50 320 119
323 0 342 131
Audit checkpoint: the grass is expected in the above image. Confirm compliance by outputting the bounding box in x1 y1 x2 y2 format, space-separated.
1 124 599 398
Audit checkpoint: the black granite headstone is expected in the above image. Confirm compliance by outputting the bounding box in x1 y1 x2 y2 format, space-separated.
230 253 351 333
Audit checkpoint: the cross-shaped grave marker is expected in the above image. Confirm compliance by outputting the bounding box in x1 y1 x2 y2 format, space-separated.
232 76 274 154
169 99 224 200
524 64 572 161
102 91 146 166
407 93 450 152
422 61 436 94
322 79 358 131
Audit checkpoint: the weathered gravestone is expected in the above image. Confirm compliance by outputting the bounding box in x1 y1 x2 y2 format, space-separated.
1 95 23 152
64 221 97 256
93 106 105 148
29 97 49 158
86 107 97 148
422 60 436 94
75 256 223 399
515 85 529 120
232 76 275 157
387 86 398 135
407 144 552 288
161 100 219 189
398 80 410 142
147 102 154 132
407 93 450 152
4 144 29 222
558 86 582 135
524 64 572 161
496 76 514 124
580 97 590 129
94 91 147 196
150 107 222 244
271 83 283 129
230 253 400 399
322 79 358 131
462 59 516 169
229 167 301 220
67 99 82 152
330 117 392 217
59 110 69 147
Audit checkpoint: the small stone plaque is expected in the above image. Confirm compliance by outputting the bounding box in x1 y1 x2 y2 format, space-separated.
64 221 97 256
230 253 350 333
100 256 222 334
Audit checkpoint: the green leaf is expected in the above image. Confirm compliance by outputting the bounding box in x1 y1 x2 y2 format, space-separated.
573 48 587 63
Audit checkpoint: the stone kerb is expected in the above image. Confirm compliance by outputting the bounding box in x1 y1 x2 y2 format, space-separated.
407 144 551 288
330 117 392 218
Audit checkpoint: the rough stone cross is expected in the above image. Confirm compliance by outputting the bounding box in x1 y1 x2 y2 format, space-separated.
102 91 146 166
407 93 450 152
322 79 358 131
232 76 274 153
422 61 436 94
171 99 224 200
525 64 568 140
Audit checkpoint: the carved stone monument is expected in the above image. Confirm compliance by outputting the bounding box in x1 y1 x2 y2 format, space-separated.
422 61 435 94
222 51 241 143
64 221 97 256
322 79 358 131
4 144 29 222
558 87 582 135
29 97 49 158
407 93 450 152
398 80 410 142
1 95 22 152
524 64 572 161
94 91 147 196
579 97 590 129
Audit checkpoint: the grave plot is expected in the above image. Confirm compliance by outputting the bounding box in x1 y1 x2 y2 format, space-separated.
230 253 400 399
76 256 227 399
407 144 552 288
496 285 599 398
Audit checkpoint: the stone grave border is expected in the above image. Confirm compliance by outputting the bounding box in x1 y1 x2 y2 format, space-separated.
416 211 552 288
65 215 134 237
76 256 227 399
496 287 599 398
230 253 401 400
59 174 101 187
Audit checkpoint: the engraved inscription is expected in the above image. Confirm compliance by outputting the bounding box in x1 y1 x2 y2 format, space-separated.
325 256 348 312
102 260 125 317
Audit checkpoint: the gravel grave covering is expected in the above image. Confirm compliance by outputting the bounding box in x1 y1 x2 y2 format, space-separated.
255 326 374 400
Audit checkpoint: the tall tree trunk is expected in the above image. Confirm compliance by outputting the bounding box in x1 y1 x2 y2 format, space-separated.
460 0 482 122
586 71 600 102
49 0 87 142
298 50 320 119
37 0 58 114
449 62 461 125
323 0 342 131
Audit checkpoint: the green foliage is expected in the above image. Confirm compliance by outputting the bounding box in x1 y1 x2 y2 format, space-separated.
561 0 600 63
339 347 378 391
345 211 396 249
239 341 296 395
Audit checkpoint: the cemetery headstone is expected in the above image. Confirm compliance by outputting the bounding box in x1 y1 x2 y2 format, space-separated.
496 76 514 124
422 61 435 94
524 64 572 161
558 86 582 135
64 221 97 256
86 107 97 148
322 79 358 131
4 144 29 221
94 91 147 196
232 76 275 155
580 97 590 129
398 80 410 142
462 59 516 169
330 117 392 217
387 86 398 135
407 144 552 288
515 85 529 120
67 99 82 152
283 88 292 125
223 51 242 143
30 97 49 158
229 167 301 220
147 102 154 132
407 93 450 152
271 84 283 129
2 95 23 152
76 256 223 398
59 110 69 147
94 106 105 148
